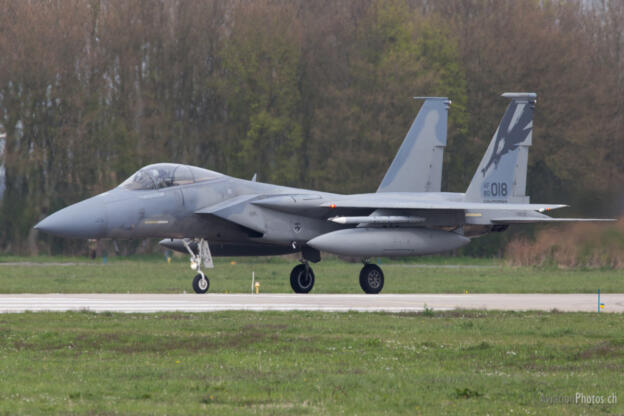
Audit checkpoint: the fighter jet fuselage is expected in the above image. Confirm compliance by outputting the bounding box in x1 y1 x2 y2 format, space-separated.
36 169 484 253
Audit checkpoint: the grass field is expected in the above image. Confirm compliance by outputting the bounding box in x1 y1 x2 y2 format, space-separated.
0 255 622 294
0 310 621 415
1 257 622 414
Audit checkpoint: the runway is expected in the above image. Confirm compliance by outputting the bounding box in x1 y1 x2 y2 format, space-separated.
0 293 622 313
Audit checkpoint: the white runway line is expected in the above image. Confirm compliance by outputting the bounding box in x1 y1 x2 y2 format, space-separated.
0 293 622 313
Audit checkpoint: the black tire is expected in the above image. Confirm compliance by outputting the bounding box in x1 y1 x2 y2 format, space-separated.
290 264 315 293
192 273 209 294
359 264 384 294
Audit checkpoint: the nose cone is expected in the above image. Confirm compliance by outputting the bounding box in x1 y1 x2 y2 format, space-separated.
35 196 108 238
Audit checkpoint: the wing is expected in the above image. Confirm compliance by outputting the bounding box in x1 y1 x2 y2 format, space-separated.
310 193 567 213
194 192 613 229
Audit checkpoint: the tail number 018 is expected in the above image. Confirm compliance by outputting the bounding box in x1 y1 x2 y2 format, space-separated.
489 182 508 197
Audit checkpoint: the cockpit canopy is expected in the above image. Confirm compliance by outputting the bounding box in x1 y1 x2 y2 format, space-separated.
119 163 222 190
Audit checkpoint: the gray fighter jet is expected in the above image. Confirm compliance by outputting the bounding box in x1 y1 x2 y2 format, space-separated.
35 93 612 294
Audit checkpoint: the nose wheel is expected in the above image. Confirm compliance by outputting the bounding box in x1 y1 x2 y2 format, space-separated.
290 263 315 293
359 263 384 294
192 272 210 294
182 238 214 294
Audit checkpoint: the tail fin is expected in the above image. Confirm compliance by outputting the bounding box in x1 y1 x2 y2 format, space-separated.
377 97 450 193
465 92 536 203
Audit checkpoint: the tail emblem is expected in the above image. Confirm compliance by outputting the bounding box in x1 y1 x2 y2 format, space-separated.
481 102 533 176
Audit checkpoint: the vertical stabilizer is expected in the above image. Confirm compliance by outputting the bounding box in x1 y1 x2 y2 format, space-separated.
465 92 536 203
377 97 450 193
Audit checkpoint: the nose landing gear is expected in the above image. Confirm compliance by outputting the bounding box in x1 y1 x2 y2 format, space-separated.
192 272 209 294
182 239 213 294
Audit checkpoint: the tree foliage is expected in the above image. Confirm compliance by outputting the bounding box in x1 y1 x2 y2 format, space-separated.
0 0 621 254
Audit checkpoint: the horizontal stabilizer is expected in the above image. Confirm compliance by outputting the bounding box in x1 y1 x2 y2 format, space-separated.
491 217 615 224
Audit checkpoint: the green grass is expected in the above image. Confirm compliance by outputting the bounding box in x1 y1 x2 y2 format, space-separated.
0 256 621 294
0 310 622 415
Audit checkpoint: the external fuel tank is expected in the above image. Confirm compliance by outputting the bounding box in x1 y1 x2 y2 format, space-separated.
306 228 470 257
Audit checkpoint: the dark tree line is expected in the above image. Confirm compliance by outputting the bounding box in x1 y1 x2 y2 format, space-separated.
0 0 622 254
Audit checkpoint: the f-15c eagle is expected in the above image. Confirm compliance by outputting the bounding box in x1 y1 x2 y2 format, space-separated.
35 93 612 294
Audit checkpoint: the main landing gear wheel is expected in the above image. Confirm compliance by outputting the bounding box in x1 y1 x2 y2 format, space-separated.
290 264 315 293
359 264 384 294
192 272 210 294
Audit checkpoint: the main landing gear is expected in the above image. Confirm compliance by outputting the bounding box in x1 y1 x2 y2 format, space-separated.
183 239 213 294
289 262 384 294
287 257 385 294
359 262 384 294
290 262 315 293
289 246 320 293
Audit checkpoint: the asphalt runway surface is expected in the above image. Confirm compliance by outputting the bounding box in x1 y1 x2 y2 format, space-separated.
0 293 622 313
